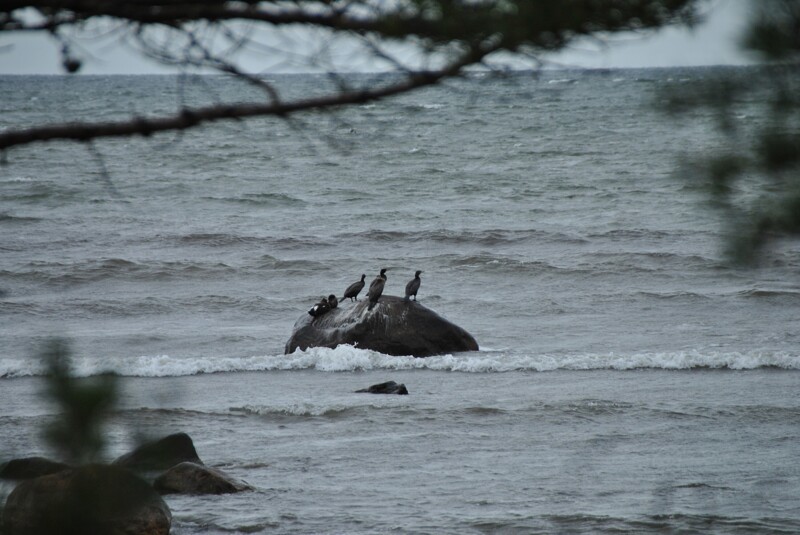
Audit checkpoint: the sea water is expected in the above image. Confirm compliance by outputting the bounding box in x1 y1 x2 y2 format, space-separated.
1 68 799 534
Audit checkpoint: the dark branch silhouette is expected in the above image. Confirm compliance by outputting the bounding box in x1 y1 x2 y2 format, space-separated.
0 53 482 149
0 1 700 150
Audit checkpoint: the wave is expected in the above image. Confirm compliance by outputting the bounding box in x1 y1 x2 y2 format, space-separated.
474 513 800 534
627 287 800 301
230 402 402 418
200 193 306 207
161 233 332 250
633 291 712 300
334 228 585 246
400 103 445 114
3 258 238 286
444 253 551 271
129 232 335 251
177 233 263 246
2 346 798 379
0 213 41 224
0 178 94 204
248 255 327 272
739 288 800 299
568 251 728 276
0 295 282 318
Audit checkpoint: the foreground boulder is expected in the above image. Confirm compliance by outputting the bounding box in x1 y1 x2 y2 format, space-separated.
355 381 409 395
285 295 478 357
112 432 251 496
1 464 171 535
0 457 69 480
154 462 251 495
113 432 203 472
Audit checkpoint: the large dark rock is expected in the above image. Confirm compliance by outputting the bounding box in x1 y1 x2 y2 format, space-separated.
112 432 203 473
285 295 478 357
1 464 171 535
153 462 251 495
0 457 69 480
355 381 409 395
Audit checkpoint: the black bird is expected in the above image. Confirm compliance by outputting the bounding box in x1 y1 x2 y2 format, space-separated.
343 274 366 302
367 268 386 295
328 294 339 309
367 268 387 310
405 270 423 301
308 296 330 317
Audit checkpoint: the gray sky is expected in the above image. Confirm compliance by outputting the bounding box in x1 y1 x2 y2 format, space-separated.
0 1 753 75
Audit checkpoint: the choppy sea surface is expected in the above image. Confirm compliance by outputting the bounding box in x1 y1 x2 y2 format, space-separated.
1 68 799 534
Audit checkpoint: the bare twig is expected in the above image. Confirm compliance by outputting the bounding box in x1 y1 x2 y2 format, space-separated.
0 0 700 151
0 49 489 150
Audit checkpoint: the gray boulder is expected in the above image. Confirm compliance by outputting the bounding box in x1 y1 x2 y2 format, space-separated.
1 464 171 535
285 295 478 357
153 462 251 495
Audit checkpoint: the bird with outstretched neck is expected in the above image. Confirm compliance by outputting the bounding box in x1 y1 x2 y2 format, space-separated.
343 274 366 301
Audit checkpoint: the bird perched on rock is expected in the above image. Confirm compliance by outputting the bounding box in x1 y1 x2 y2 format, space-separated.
308 296 330 317
405 270 423 301
367 268 387 310
343 274 366 301
327 294 338 309
371 268 387 286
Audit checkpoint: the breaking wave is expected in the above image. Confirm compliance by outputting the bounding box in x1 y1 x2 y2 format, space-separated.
2 346 797 379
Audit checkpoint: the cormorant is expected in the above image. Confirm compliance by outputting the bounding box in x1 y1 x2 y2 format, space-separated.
367 268 387 310
405 270 423 301
369 268 387 290
308 296 330 317
328 294 339 309
343 274 366 301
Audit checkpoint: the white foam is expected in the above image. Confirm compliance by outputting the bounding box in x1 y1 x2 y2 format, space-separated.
0 358 45 378
232 400 400 417
1 347 798 378
233 402 350 417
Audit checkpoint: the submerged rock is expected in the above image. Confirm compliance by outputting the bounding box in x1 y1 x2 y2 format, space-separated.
355 381 409 395
285 295 478 357
112 432 203 473
153 462 251 495
0 457 69 480
1 464 171 535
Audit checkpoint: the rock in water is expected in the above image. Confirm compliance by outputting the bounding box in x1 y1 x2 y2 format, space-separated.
285 295 478 357
0 457 69 480
153 462 251 495
112 432 203 473
355 381 409 395
1 464 171 535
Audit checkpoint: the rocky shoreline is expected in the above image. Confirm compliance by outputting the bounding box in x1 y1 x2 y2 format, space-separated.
1 433 249 535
